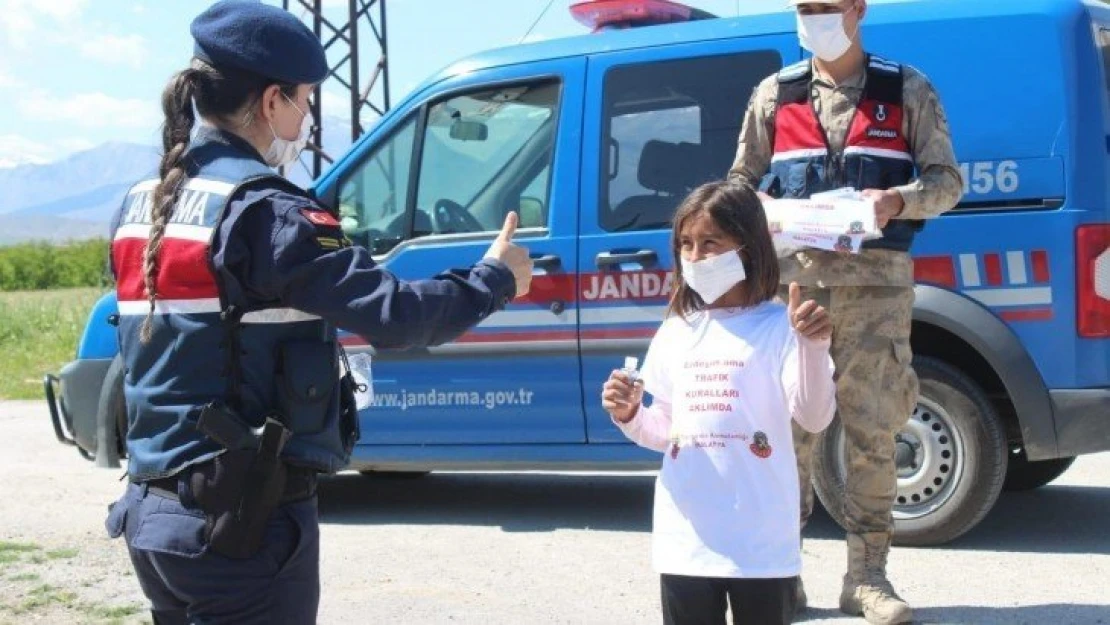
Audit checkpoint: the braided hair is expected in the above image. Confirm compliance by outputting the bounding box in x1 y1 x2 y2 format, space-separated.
138 59 297 342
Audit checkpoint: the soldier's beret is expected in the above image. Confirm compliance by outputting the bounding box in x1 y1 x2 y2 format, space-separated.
191 0 328 85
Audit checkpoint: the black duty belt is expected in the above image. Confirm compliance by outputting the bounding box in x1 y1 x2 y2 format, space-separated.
141 465 317 505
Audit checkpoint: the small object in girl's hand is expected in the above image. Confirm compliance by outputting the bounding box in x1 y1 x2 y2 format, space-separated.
622 356 641 385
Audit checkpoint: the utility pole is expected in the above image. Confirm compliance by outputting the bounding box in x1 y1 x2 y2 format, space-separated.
281 0 391 179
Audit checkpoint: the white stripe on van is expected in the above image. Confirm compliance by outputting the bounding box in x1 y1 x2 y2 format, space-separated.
966 287 1052 307
959 254 981 287
1006 251 1028 285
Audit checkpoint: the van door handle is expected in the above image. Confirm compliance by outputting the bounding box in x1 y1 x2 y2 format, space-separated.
596 250 658 268
531 254 561 271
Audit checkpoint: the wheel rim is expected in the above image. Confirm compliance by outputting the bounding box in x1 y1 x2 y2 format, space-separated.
832 396 966 521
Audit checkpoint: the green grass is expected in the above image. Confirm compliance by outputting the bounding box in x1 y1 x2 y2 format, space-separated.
45 548 79 560
8 573 40 582
84 604 143 620
17 584 78 613
0 288 109 400
0 542 41 554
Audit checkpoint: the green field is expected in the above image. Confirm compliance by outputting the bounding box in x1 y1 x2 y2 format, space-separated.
0 288 109 400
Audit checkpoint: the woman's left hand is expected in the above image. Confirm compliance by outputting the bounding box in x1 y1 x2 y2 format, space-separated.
787 282 832 342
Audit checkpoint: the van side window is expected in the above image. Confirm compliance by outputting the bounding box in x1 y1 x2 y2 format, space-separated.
338 81 559 253
416 82 559 235
337 116 417 255
600 51 782 232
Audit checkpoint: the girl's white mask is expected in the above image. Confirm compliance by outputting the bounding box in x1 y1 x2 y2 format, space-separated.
797 10 857 62
264 94 312 168
681 250 747 305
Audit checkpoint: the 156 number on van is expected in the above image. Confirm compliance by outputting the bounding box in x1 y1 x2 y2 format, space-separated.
959 160 1019 196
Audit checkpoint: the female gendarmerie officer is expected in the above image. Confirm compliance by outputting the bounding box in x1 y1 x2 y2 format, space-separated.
103 2 532 623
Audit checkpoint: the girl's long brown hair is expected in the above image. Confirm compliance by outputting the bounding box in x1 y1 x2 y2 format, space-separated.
666 181 780 320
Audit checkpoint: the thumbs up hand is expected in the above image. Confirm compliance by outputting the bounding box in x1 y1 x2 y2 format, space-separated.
787 282 831 342
483 211 533 299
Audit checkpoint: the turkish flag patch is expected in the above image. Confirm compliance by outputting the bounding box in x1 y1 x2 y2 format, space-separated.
300 209 340 228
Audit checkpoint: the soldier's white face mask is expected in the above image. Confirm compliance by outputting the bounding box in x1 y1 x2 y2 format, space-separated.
797 6 858 62
681 249 747 305
264 92 312 168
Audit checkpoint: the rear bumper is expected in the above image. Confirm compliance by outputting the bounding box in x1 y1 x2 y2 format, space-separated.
43 373 77 449
1052 388 1110 458
42 358 113 459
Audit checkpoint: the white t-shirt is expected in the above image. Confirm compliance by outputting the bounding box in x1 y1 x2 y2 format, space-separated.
640 301 809 579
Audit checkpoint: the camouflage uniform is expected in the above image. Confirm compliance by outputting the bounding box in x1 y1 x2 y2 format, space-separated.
729 60 962 621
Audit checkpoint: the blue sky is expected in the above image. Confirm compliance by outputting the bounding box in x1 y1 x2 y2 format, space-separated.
0 0 869 167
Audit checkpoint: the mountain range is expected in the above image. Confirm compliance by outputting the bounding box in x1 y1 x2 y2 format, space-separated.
0 116 355 245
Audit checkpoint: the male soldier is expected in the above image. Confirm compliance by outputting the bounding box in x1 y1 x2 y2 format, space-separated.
727 1 962 623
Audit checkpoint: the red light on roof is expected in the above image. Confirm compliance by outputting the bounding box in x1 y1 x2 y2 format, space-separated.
569 0 714 32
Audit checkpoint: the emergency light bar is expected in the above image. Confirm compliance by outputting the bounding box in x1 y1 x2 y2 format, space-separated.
569 0 716 32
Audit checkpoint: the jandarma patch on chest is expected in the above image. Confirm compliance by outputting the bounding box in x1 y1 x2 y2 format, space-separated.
300 208 340 227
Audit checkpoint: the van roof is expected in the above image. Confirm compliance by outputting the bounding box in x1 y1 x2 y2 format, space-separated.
404 0 1090 102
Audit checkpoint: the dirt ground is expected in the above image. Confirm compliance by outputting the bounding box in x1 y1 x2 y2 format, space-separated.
2 399 1109 624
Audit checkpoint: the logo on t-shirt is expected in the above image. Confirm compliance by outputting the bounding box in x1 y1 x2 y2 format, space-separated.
749 431 773 459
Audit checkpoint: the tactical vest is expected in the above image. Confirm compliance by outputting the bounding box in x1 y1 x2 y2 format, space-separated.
110 129 356 480
769 54 923 252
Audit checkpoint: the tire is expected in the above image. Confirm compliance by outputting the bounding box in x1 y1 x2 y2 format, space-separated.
1003 451 1075 491
812 356 1008 546
93 355 127 469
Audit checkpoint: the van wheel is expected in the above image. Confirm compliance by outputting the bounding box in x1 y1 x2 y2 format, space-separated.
812 356 1007 546
94 356 127 469
1003 450 1075 491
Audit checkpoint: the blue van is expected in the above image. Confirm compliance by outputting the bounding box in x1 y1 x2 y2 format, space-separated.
45 0 1110 546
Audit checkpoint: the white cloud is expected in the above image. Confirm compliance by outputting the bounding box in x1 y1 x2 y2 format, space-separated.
18 91 160 130
0 0 87 48
321 89 352 122
0 68 21 89
0 134 56 168
31 0 87 21
78 33 147 68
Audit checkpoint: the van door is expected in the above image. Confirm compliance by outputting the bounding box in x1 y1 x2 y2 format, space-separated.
578 36 799 443
332 59 585 444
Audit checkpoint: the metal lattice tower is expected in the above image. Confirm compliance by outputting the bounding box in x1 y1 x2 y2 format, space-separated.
282 0 391 179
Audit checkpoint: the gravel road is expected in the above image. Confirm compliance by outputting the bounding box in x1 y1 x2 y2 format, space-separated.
1 400 1107 624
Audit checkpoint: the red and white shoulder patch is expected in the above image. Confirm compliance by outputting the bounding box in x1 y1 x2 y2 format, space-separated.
300 208 340 228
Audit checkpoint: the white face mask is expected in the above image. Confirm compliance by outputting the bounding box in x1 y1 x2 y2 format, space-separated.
797 10 856 62
681 249 747 306
264 93 312 168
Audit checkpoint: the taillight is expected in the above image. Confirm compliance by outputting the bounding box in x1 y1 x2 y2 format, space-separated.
1077 224 1110 338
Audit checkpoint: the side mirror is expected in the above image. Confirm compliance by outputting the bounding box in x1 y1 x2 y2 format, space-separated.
518 197 544 229
450 119 488 141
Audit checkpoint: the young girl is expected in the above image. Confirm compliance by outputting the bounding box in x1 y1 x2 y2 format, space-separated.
601 181 836 625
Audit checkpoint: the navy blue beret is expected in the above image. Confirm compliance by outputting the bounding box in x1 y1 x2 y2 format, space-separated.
191 0 328 84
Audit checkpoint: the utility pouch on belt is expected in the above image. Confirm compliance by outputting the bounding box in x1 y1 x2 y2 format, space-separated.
191 401 291 559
